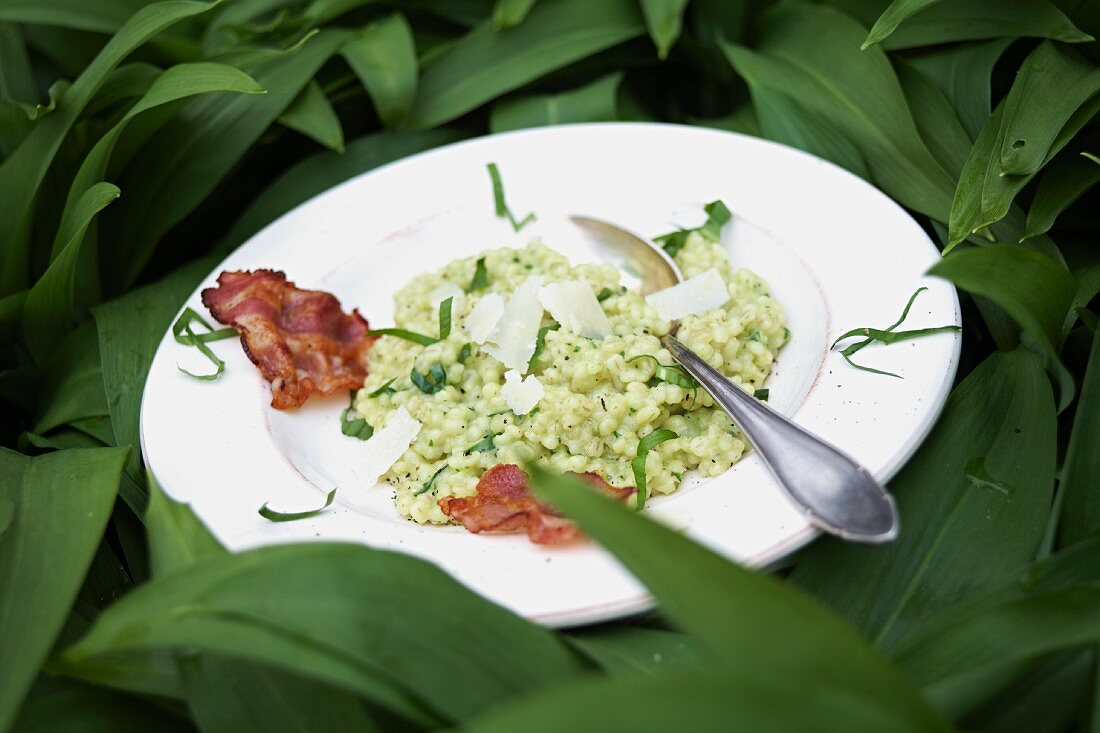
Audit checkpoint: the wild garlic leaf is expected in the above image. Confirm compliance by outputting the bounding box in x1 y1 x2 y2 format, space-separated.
831 288 959 379
487 162 535 232
654 199 731 257
405 0 645 129
631 428 677 509
259 488 337 522
411 362 447 394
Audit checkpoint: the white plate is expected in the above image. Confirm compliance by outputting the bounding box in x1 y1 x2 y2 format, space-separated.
141 123 960 627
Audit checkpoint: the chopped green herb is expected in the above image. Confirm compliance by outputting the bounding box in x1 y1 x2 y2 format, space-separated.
371 298 454 348
368 378 397 397
631 429 678 510
698 200 732 242
626 354 699 389
527 407 540 417
832 288 961 378
528 321 560 371
465 432 500 454
172 307 237 381
369 328 437 346
259 488 337 523
747 329 763 342
654 199 732 258
411 363 447 394
487 162 535 232
340 405 374 440
754 388 770 401
468 256 490 292
438 296 453 340
458 342 473 363
488 408 512 417
414 466 447 496
596 287 615 302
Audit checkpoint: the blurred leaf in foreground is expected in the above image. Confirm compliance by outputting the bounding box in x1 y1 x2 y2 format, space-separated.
0 446 128 730
518 464 951 731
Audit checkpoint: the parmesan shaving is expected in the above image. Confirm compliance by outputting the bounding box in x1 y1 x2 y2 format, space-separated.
538 280 612 339
464 293 504 344
645 268 729 321
483 276 544 373
355 407 420 485
501 370 544 415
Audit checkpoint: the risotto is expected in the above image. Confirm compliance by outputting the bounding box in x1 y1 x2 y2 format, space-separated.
352 232 788 524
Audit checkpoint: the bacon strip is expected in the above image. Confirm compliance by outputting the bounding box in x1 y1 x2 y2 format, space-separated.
439 464 634 544
201 270 376 409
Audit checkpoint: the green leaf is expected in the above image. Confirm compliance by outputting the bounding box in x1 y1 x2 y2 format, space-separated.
750 87 870 180
894 585 1100 699
468 255 490 292
94 257 215 511
22 182 119 364
640 0 688 59
906 39 1012 141
878 0 1093 50
277 80 344 152
862 0 940 49
146 471 225 576
718 4 956 223
178 653 381 733
1059 327 1100 546
369 327 438 345
490 72 622 133
0 0 153 34
465 668 945 733
929 245 1076 411
342 13 418 128
522 464 951 730
947 67 1100 246
789 349 1056 651
102 29 351 290
340 406 374 440
566 625 703 676
405 0 644 129
487 161 535 231
491 0 537 30
63 543 589 725
259 488 338 522
631 428 677 509
11 677 193 733
0 0 222 294
222 129 466 252
33 322 108 436
0 23 34 104
895 58 972 179
0 446 129 730
1024 147 1100 240
997 42 1100 176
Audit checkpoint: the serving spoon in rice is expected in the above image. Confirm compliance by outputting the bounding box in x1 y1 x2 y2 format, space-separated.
563 215 899 545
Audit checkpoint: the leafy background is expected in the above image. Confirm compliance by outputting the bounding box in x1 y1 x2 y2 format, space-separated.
1 0 1099 730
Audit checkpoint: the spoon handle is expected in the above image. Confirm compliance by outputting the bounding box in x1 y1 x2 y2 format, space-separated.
662 335 898 544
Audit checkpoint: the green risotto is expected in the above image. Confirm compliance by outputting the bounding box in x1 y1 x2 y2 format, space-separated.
353 233 788 524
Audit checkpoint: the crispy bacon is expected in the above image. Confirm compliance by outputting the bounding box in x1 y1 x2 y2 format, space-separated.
201 270 376 409
439 464 634 544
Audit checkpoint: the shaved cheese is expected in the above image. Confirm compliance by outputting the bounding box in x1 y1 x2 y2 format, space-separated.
429 283 464 310
464 293 504 344
538 280 612 339
483 276 544 374
501 370 544 415
354 407 420 485
645 268 729 321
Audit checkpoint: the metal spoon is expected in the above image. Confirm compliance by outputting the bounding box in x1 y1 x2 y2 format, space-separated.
564 215 899 544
